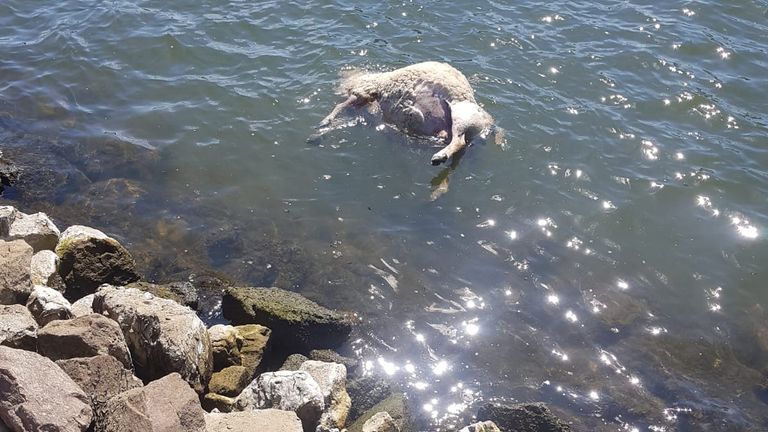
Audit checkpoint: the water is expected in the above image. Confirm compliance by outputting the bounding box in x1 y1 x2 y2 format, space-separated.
2 0 768 430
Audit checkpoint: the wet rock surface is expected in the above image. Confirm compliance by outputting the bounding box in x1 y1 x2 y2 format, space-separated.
0 304 38 350
347 375 393 423
0 346 93 432
310 349 359 372
0 158 20 191
0 239 33 304
347 393 413 432
476 403 570 432
37 313 132 369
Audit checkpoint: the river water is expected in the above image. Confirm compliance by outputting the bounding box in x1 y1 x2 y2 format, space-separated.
2 1 768 430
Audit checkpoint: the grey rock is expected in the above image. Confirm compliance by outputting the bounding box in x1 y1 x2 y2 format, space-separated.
205 410 303 432
236 370 325 431
0 239 33 305
7 212 60 252
56 225 140 300
477 403 570 432
310 349 359 372
347 393 413 432
56 355 143 420
0 304 37 350
30 249 58 286
0 158 20 190
0 346 92 432
222 286 353 351
280 353 310 371
38 313 132 369
459 421 502 432
92 285 212 393
363 412 400 432
126 281 198 310
98 372 206 432
71 294 95 317
300 360 351 430
0 206 17 237
209 324 242 370
26 284 73 326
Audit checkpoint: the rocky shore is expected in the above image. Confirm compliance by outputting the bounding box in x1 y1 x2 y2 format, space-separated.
0 202 572 431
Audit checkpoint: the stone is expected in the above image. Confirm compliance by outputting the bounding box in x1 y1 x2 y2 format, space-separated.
0 240 33 305
209 324 242 370
300 360 351 430
7 212 60 252
477 403 570 432
0 206 17 237
0 346 92 431
222 286 353 351
0 304 37 350
71 294 95 317
56 355 143 419
363 412 400 432
347 394 412 432
459 421 502 432
126 281 198 310
98 373 206 432
235 370 324 431
202 393 236 413
236 324 271 376
92 285 212 393
347 375 392 422
310 349 359 372
38 313 132 369
205 410 303 432
26 284 73 326
30 249 58 286
280 353 309 371
56 225 140 300
0 158 20 190
208 366 251 397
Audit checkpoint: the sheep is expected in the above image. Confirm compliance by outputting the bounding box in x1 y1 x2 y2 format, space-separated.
318 61 495 165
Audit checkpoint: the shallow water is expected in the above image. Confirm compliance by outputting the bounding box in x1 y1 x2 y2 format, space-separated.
2 0 768 430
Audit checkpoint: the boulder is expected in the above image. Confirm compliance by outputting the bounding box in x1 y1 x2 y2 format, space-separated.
202 393 236 413
222 286 353 351
310 349 359 372
205 410 303 432
126 281 198 310
7 212 60 252
0 346 92 431
38 313 132 369
280 353 310 371
56 225 140 299
347 394 412 432
476 403 570 432
30 249 62 287
300 360 351 430
0 239 33 304
26 284 73 326
235 370 324 431
98 373 206 432
208 324 242 370
92 285 212 393
0 304 37 350
71 294 95 317
459 421 502 432
56 355 143 419
0 206 17 237
362 412 400 432
347 375 392 422
236 324 271 376
208 366 251 397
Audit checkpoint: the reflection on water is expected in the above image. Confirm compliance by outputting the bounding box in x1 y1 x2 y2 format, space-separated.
2 0 768 430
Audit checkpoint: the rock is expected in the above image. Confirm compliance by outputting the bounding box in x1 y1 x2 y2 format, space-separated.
92 285 212 393
235 370 325 431
459 421 502 432
56 355 143 419
0 346 92 431
208 366 251 397
30 249 60 286
0 206 17 237
300 360 351 430
0 240 33 304
280 353 310 371
205 410 303 432
310 349 359 372
98 373 206 432
0 304 37 350
126 281 198 310
362 412 400 432
222 286 353 351
7 212 60 252
236 324 271 376
347 375 392 422
202 393 236 413
56 225 140 300
477 403 570 432
347 394 412 432
71 294 95 317
0 158 20 189
38 313 132 369
209 324 242 370
26 284 73 326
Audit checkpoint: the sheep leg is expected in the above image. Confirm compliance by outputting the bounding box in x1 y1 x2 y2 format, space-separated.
431 133 466 165
318 95 362 128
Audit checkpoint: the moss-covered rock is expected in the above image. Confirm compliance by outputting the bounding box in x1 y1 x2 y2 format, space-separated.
476 403 570 432
126 281 198 310
347 393 413 432
208 365 251 397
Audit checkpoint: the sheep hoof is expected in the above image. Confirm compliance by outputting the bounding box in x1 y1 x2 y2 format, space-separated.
431 152 448 165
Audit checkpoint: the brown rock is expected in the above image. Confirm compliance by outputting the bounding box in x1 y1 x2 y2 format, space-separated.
0 304 37 350
0 240 33 305
236 324 270 376
208 366 251 397
208 324 242 370
202 393 236 413
38 314 132 369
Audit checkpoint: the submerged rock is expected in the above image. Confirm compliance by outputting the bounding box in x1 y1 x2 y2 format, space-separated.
0 346 92 432
347 375 393 423
362 412 400 432
222 286 353 352
98 373 206 432
205 410 303 432
7 211 60 252
92 285 213 393
459 421 502 432
310 349 359 372
0 304 38 350
0 239 33 304
0 158 20 190
476 403 570 432
37 313 132 369
127 281 198 310
26 284 73 326
56 225 140 300
347 393 413 432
